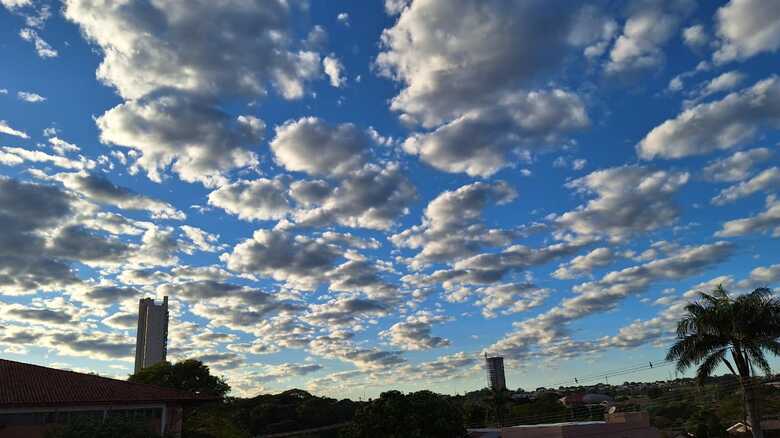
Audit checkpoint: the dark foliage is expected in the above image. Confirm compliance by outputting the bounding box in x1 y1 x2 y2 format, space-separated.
666 286 780 438
129 359 230 398
342 390 465 438
235 389 357 436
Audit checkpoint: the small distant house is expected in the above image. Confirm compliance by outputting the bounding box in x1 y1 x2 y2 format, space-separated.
0 359 215 438
558 392 614 406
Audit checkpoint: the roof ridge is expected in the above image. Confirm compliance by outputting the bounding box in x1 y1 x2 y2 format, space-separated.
0 358 193 396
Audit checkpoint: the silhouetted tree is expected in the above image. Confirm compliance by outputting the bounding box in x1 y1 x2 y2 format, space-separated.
129 359 230 398
343 390 464 438
667 286 780 438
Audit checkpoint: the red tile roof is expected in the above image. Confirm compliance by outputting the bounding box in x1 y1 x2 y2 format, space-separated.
0 359 214 408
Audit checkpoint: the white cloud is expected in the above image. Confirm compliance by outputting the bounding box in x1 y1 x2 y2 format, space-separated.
96 93 262 186
291 163 416 230
376 0 583 127
64 0 324 187
64 0 321 100
740 263 780 288
376 1 595 176
50 171 185 219
19 28 57 58
305 297 389 331
17 91 46 103
703 71 746 96
380 311 450 351
391 181 518 268
714 0 780 63
0 120 29 139
48 137 80 154
683 24 708 49
337 12 350 26
553 247 614 279
717 195 780 237
445 239 590 287
0 177 148 295
668 76 684 92
637 76 780 159
309 336 405 370
605 0 694 75
702 147 773 182
323 55 346 88
474 283 550 318
384 0 408 15
208 178 290 221
0 147 95 170
490 241 734 357
102 312 137 330
270 117 367 177
556 166 689 242
222 228 341 290
712 167 780 205
401 89 588 177
1 0 33 9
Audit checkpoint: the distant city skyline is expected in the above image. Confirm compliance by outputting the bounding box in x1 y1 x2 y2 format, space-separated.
0 0 779 399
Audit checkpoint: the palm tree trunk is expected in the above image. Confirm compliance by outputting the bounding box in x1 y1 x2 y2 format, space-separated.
742 377 764 438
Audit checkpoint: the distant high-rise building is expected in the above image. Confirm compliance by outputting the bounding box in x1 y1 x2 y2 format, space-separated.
485 354 506 391
134 296 169 373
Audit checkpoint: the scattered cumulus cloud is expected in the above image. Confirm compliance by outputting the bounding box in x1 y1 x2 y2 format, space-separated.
713 0 780 63
683 24 708 49
0 120 29 139
17 91 46 103
19 28 57 58
323 55 346 88
637 76 780 160
703 148 774 182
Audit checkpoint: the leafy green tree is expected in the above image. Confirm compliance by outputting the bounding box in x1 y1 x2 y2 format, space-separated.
129 359 230 398
666 286 780 438
488 389 510 426
463 402 487 427
233 389 356 436
343 390 464 438
180 404 250 438
685 410 726 438
508 393 567 425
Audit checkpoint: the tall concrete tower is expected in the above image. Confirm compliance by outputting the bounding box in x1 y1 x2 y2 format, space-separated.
485 354 506 391
134 296 169 373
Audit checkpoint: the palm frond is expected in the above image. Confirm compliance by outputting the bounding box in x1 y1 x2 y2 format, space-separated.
695 348 728 385
745 344 772 376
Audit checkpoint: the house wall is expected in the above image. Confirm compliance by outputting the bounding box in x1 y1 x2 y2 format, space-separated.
0 402 183 438
501 413 661 438
502 423 661 438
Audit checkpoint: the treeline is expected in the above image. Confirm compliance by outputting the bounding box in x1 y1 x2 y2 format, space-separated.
49 359 780 437
185 389 358 438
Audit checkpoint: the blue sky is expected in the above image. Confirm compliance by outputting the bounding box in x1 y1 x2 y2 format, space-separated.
1 0 779 398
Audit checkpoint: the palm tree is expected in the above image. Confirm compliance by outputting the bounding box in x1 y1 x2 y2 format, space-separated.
666 286 780 438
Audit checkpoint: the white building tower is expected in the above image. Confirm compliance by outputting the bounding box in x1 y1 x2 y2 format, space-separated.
134 296 169 373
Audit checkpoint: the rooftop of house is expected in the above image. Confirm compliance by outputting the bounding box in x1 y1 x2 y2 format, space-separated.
0 358 215 408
